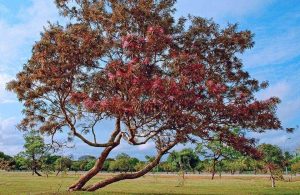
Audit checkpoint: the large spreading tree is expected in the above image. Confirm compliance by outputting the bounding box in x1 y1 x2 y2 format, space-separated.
7 0 282 191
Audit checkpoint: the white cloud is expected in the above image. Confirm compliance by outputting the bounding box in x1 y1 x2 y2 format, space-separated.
278 98 300 123
0 117 23 155
0 0 62 74
138 142 155 151
256 80 300 124
258 81 291 100
244 27 300 68
249 129 300 153
0 73 16 103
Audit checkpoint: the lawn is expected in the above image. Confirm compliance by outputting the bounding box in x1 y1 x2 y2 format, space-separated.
0 172 300 195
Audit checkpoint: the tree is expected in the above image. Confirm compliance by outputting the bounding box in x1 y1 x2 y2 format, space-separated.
41 154 59 177
258 144 285 188
109 153 139 172
78 155 96 161
22 131 48 176
159 161 175 173
55 156 72 176
71 161 81 174
13 154 28 171
167 149 199 174
102 158 114 171
196 129 244 179
7 0 282 191
223 156 247 175
0 152 14 171
291 161 300 174
0 151 12 161
84 159 97 171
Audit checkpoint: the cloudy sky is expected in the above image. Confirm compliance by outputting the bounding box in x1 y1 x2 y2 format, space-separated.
0 0 299 159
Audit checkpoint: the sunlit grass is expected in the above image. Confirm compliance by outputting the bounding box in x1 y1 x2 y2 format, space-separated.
0 171 300 195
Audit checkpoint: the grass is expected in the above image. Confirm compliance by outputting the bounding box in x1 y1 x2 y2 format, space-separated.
0 171 300 195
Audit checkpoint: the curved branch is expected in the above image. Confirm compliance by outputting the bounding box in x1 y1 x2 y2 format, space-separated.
85 141 178 191
69 133 122 191
59 98 119 147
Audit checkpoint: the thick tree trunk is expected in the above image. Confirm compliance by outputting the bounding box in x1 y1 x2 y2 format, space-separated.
85 142 177 191
68 144 117 191
68 118 122 191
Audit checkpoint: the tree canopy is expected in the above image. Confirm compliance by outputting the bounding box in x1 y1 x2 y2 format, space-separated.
7 0 282 191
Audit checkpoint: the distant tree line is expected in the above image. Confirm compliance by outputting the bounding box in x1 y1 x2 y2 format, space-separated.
1 132 300 188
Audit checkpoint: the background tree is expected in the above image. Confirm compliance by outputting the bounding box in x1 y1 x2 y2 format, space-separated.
55 156 72 176
0 152 14 171
291 161 300 175
0 151 12 161
168 149 199 175
109 153 139 173
258 144 285 188
7 0 282 191
84 159 97 171
283 151 293 175
71 161 81 175
22 131 48 176
223 156 247 175
41 154 59 177
13 153 28 171
78 155 96 161
159 161 175 174
196 129 244 179
102 158 114 172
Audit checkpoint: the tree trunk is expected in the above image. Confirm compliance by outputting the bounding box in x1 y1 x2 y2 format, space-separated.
271 175 275 188
211 171 215 180
68 143 119 191
85 142 177 191
211 159 216 180
269 168 275 188
56 170 61 176
34 167 42 176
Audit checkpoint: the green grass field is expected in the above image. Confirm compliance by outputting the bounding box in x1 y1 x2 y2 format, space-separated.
0 172 300 195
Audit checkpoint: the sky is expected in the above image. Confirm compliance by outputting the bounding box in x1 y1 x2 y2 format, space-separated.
0 0 299 159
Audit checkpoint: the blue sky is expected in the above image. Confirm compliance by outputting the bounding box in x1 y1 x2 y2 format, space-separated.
0 0 299 158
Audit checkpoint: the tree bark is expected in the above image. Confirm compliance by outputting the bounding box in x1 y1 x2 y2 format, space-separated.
85 142 177 191
68 144 119 191
68 118 122 191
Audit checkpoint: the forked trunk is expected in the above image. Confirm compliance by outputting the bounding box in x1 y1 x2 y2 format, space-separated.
68 145 117 191
82 142 177 191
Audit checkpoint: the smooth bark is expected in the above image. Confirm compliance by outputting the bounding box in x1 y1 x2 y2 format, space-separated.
85 142 177 191
68 143 119 191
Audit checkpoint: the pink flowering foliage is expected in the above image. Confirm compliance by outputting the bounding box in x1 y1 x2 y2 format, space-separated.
9 3 282 162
